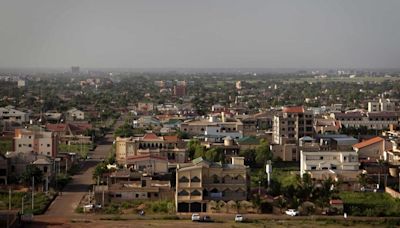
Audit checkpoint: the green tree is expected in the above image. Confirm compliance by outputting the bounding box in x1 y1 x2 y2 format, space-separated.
255 139 272 166
93 163 107 180
114 123 134 137
205 147 225 162
21 165 43 186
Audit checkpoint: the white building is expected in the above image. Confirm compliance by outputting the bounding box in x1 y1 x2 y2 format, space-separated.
300 150 359 181
66 108 85 120
0 106 29 124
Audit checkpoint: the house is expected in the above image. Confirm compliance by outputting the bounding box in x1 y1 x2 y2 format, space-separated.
175 157 249 213
300 150 360 181
115 133 187 165
237 136 260 151
13 128 58 158
180 117 243 140
353 136 391 162
46 122 92 145
125 154 169 175
66 108 85 120
0 106 29 124
133 116 161 129
94 171 173 205
314 118 341 134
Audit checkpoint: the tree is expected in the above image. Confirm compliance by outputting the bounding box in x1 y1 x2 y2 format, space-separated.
114 123 134 137
255 139 272 167
205 147 225 162
93 163 107 180
21 165 43 186
239 149 256 166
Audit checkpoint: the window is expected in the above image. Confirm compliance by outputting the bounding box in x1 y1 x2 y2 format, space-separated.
191 190 201 196
116 194 122 198
191 176 201 182
47 144 50 147
320 156 323 160
44 166 48 173
179 176 189 183
178 190 189 196
311 166 316 170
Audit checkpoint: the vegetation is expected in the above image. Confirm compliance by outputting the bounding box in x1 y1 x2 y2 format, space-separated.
0 191 55 215
0 139 12 155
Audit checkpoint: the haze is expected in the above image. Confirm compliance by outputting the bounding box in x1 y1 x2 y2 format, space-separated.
0 0 399 69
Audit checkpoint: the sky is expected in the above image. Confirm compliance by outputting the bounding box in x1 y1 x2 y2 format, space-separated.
0 0 399 69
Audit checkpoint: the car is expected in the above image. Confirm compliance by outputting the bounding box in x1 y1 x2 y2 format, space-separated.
202 215 212 222
235 214 244 222
285 209 299 216
191 213 201 222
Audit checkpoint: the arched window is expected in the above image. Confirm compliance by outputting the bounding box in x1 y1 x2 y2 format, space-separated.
191 190 201 196
178 190 189 196
179 176 189 183
191 176 201 182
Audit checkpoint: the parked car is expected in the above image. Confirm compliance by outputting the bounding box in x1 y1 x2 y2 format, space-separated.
235 214 244 222
191 213 201 222
202 215 213 222
285 209 299 216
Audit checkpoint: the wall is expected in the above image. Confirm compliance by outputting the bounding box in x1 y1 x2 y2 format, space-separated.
385 187 400 199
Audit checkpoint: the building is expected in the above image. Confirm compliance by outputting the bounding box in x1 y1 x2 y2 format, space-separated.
331 111 399 130
71 66 80 74
173 82 187 97
368 99 395 112
115 133 187 166
180 117 243 139
45 123 92 145
175 157 249 213
94 171 173 205
0 106 29 124
66 108 85 120
272 106 314 145
13 128 58 158
314 118 341 134
125 154 169 175
353 136 391 162
300 150 360 181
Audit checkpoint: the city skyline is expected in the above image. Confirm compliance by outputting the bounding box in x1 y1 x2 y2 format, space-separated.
0 0 399 69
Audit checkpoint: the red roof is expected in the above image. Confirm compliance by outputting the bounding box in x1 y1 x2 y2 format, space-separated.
142 133 159 140
127 154 167 161
353 136 384 149
46 124 67 132
283 106 304 113
163 135 178 142
330 199 343 205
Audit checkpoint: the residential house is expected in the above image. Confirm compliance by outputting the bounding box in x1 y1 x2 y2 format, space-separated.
175 157 249 213
0 106 29 124
46 122 92 145
66 108 85 121
180 117 243 140
331 111 399 130
353 136 391 162
300 150 360 181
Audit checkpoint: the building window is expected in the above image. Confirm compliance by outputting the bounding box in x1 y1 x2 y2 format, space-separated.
44 166 48 173
29 144 32 147
179 176 189 183
191 176 201 182
47 144 50 147
320 156 323 160
178 190 189 196
191 190 201 196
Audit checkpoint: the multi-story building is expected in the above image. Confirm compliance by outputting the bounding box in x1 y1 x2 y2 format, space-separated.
300 150 360 181
353 136 391 162
173 81 187 97
0 106 29 124
115 133 187 166
13 129 58 158
175 157 249 213
368 99 395 112
331 111 399 130
272 106 314 145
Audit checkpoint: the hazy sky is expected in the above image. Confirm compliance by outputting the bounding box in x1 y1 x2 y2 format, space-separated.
0 0 399 69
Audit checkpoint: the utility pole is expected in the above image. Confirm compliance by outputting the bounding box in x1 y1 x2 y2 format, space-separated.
21 196 24 215
32 177 35 212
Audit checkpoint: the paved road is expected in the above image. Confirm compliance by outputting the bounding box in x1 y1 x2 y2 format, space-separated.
44 117 125 217
44 135 113 216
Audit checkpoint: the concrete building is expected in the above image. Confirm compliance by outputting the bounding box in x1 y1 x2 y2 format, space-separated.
66 108 85 120
13 128 58 158
272 106 314 145
0 106 29 124
180 117 243 138
300 150 360 181
175 157 249 213
368 99 395 112
115 133 187 165
353 136 391 162
331 111 399 130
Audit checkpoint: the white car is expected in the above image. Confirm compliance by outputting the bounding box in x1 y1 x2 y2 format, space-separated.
285 209 299 216
191 213 201 222
235 214 244 222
